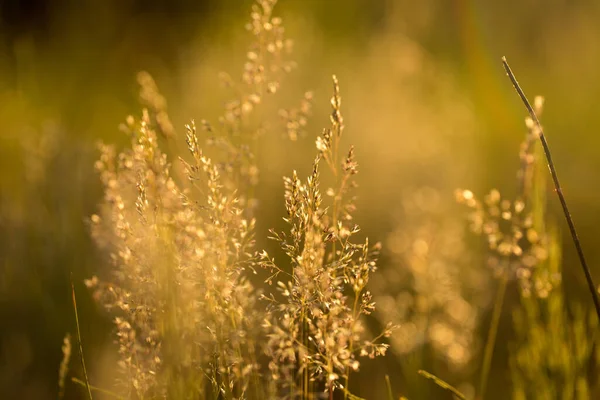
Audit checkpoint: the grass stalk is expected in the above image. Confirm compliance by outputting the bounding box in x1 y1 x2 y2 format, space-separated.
70 273 93 400
502 56 600 322
418 370 467 400
384 375 394 400
344 293 361 399
302 313 309 400
478 272 508 400
71 378 125 400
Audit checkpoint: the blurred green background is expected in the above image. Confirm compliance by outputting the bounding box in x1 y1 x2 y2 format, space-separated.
2 0 600 398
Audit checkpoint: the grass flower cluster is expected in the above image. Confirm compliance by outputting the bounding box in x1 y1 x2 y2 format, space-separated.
259 76 395 399
87 107 262 398
81 2 393 399
455 98 549 293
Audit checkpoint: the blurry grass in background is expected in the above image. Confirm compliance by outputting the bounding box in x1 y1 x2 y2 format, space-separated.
2 0 600 399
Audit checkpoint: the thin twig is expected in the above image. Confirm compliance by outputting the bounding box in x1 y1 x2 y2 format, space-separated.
502 56 600 322
71 273 93 400
418 370 467 400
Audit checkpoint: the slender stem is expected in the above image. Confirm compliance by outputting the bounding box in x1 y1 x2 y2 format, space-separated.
301 310 308 400
502 57 600 322
418 370 467 400
71 273 93 400
71 378 125 400
344 293 361 400
384 375 394 400
478 272 508 400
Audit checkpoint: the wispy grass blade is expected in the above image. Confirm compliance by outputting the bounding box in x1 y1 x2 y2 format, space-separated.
385 375 394 400
478 273 508 399
418 370 467 400
72 377 125 400
501 56 600 322
71 272 93 400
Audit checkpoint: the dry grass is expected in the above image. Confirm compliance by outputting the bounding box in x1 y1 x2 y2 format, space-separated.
81 1 393 399
48 1 600 399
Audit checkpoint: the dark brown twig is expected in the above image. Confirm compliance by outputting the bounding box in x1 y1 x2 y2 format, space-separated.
502 56 600 321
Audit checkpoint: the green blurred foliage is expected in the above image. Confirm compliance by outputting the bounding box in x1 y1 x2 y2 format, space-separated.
2 0 600 399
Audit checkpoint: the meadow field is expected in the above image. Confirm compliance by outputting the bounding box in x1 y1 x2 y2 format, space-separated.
2 1 600 399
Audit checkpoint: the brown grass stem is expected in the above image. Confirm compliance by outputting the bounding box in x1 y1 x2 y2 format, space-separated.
502 57 600 322
71 273 93 400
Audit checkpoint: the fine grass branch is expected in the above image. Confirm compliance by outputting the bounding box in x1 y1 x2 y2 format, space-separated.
501 56 600 322
71 273 93 400
418 370 467 400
